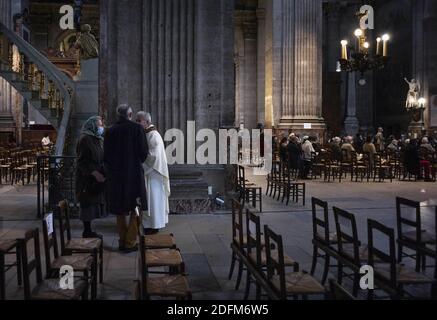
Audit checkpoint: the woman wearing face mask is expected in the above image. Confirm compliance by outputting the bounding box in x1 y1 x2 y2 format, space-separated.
75 116 107 238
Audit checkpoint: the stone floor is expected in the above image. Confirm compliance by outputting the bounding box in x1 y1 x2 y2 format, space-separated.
1 174 436 300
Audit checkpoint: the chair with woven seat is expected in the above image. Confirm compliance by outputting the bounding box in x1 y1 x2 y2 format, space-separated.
19 229 88 300
368 219 436 299
310 198 339 285
244 209 298 300
373 153 393 182
0 151 12 184
264 225 326 300
340 149 354 181
228 199 246 290
238 165 262 212
144 233 177 250
417 206 437 279
324 156 342 182
280 165 306 206
135 215 185 275
137 234 191 300
58 200 104 284
396 197 436 272
0 237 22 300
333 206 370 297
10 152 32 185
266 160 280 197
328 279 355 300
42 213 97 299
311 151 325 180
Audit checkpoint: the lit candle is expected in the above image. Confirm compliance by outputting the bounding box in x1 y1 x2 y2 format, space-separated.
363 42 369 53
341 40 348 60
354 29 363 51
376 37 381 55
382 34 390 57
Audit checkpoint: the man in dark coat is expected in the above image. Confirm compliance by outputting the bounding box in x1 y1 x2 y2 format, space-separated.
104 104 149 252
287 136 303 176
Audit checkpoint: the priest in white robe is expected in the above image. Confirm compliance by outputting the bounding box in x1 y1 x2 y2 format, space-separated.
136 112 170 234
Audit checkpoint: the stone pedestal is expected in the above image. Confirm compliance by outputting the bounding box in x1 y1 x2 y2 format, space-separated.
344 72 360 136
168 165 211 214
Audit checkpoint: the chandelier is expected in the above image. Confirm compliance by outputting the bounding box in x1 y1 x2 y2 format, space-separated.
338 9 390 84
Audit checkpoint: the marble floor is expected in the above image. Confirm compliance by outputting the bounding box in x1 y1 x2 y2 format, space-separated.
1 175 436 300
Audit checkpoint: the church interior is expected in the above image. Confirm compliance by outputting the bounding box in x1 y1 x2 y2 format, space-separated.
1 0 437 303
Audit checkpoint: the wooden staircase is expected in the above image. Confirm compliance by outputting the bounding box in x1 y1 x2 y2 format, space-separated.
0 21 75 155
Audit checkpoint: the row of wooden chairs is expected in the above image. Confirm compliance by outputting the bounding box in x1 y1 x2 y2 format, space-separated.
265 161 306 206
310 197 437 299
0 200 103 300
310 150 394 183
135 212 192 300
229 200 326 300
0 148 43 185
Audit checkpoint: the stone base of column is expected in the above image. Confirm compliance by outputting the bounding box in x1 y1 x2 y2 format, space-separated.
277 116 326 140
408 121 426 139
344 116 360 136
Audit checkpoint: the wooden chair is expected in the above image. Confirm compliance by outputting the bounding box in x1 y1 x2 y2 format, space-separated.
264 225 325 300
19 229 88 300
416 206 437 279
58 200 104 285
280 165 306 206
0 151 12 184
340 149 354 180
143 234 177 250
353 153 371 182
136 221 185 276
266 160 280 197
333 206 370 297
396 197 436 272
244 210 298 300
137 234 191 300
323 156 342 182
310 151 325 180
42 212 97 299
328 279 355 300
368 219 436 299
0 237 22 300
310 198 339 285
238 165 262 212
373 153 393 182
228 199 246 290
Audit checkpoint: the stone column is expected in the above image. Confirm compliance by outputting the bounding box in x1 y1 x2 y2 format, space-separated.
344 72 359 135
234 9 257 130
413 0 437 132
325 2 341 72
0 0 12 117
266 0 325 137
256 7 266 126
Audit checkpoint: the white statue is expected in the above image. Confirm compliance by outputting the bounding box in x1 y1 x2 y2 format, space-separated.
404 78 420 109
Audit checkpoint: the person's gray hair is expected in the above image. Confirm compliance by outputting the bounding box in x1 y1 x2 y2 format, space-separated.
136 111 152 123
117 104 133 119
422 137 429 144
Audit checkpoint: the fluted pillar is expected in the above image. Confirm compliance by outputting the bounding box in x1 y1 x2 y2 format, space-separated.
266 0 325 136
0 0 12 115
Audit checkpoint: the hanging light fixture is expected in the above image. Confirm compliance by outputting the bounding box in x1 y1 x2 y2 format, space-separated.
338 6 390 83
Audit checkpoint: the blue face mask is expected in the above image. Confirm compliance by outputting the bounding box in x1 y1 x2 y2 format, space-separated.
97 127 104 136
